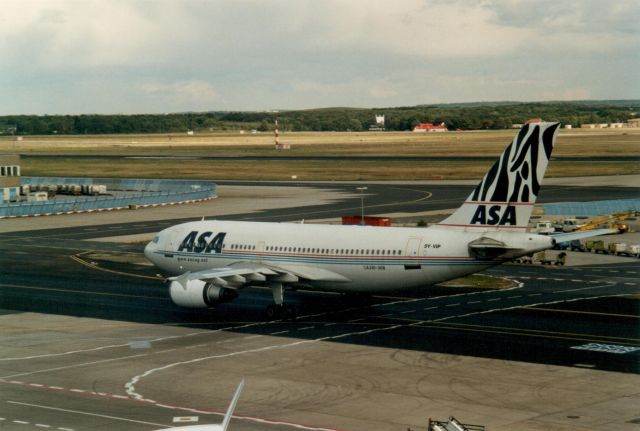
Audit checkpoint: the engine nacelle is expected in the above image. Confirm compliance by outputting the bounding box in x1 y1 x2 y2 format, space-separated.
169 279 239 308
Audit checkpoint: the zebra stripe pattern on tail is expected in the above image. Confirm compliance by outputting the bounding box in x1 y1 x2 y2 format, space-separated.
469 122 559 204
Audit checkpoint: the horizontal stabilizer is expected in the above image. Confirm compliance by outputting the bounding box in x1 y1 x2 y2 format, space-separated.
551 228 618 243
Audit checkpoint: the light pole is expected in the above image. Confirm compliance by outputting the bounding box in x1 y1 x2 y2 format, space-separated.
356 186 367 225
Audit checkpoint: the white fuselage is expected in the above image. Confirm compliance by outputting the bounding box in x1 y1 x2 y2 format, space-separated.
144 220 552 292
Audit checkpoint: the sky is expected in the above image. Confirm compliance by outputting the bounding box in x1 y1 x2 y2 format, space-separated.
1 0 638 114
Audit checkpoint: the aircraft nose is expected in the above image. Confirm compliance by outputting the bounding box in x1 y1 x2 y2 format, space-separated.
144 237 158 262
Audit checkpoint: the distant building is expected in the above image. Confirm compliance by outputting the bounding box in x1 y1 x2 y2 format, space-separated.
0 124 17 135
581 124 596 129
413 122 448 132
511 124 523 129
369 114 385 131
626 119 640 128
0 154 21 204
564 124 572 129
609 123 623 128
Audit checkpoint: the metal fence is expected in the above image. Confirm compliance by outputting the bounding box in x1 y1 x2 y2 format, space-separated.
543 198 640 216
1 177 217 218
22 177 215 192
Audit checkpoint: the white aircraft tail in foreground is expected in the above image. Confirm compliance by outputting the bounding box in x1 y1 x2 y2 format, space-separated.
153 379 244 431
145 122 612 317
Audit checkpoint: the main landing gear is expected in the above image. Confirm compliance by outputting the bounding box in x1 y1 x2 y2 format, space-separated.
266 282 297 319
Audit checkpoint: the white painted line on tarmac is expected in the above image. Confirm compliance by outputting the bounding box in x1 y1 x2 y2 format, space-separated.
445 303 460 307
2 353 149 379
423 306 438 310
508 295 522 299
7 401 165 427
298 326 314 331
270 330 290 335
558 284 616 293
488 298 501 302
467 300 481 304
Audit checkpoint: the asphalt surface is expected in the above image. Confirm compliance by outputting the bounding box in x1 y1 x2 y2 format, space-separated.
1 182 638 371
0 182 639 430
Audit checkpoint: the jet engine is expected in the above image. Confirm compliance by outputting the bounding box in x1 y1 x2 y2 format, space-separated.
169 279 238 308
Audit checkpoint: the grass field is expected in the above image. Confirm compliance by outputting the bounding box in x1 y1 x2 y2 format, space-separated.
2 128 638 180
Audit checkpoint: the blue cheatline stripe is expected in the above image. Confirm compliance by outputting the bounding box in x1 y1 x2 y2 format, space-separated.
154 250 491 266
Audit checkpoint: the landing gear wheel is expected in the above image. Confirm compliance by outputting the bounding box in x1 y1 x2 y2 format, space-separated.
284 303 298 320
266 304 280 319
265 304 298 320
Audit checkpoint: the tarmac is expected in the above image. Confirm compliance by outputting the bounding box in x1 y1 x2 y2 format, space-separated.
0 178 638 431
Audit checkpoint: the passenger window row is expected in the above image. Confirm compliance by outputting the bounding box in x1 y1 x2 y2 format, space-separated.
225 244 402 255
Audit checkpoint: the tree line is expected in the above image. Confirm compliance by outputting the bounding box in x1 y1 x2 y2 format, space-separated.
1 100 637 135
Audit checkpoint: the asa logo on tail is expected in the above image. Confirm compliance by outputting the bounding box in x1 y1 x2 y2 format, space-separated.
470 205 517 226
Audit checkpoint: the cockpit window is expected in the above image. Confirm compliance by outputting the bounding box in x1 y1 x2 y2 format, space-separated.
152 236 160 244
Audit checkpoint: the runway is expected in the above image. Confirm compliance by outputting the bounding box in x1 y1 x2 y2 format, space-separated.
0 182 639 430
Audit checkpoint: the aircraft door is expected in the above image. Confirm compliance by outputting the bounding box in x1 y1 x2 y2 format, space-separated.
256 241 265 261
405 237 422 257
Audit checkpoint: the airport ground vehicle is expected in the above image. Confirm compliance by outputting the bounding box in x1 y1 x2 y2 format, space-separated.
515 250 566 265
585 240 607 253
554 239 584 251
531 220 556 234
562 218 586 232
608 243 640 257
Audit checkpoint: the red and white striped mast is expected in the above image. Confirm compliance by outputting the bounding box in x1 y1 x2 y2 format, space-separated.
274 112 279 149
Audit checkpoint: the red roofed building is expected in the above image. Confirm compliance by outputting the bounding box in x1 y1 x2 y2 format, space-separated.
412 122 448 132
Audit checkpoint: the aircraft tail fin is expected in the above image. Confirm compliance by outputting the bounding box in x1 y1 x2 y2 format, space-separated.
221 379 244 431
438 122 561 231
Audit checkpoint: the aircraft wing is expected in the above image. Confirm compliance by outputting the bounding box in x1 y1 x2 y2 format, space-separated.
551 228 618 243
169 261 350 289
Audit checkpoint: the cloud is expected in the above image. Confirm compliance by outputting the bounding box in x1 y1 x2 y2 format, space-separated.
0 0 637 114
140 80 218 106
0 0 197 69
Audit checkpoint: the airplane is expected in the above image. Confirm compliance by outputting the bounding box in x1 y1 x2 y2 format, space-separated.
144 122 611 318
152 379 244 431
